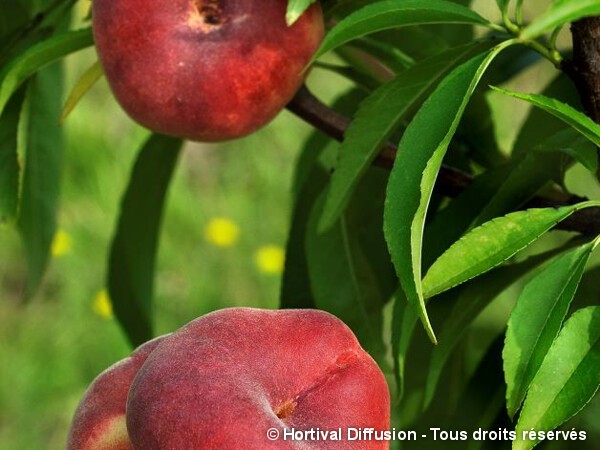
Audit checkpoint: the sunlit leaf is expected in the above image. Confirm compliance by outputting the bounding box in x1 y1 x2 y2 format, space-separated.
504 241 596 418
286 0 317 25
491 86 600 148
422 202 600 299
60 59 103 123
514 306 600 450
314 0 492 60
424 244 576 409
384 42 511 343
523 0 600 39
0 28 93 116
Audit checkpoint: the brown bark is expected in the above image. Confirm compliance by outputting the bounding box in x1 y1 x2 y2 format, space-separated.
570 18 600 124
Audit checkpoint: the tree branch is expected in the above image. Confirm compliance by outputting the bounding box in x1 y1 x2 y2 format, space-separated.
569 18 600 124
286 85 600 236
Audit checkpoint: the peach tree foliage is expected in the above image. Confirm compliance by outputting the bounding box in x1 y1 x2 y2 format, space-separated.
1 0 600 449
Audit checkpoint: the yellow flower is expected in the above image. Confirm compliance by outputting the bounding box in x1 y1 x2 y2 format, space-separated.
254 245 285 275
92 290 113 320
204 217 240 247
51 229 72 257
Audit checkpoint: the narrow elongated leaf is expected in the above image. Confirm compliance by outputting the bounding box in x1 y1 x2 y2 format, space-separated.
280 166 327 309
504 242 596 419
491 87 600 148
60 60 103 123
496 0 509 11
391 288 418 400
0 28 93 116
423 203 600 299
17 65 63 297
384 42 511 343
514 306 600 450
348 37 415 73
286 0 317 25
319 41 492 231
471 135 579 228
523 0 600 39
108 134 182 347
512 74 580 158
534 130 597 173
423 243 576 409
306 170 390 363
0 86 25 223
314 0 492 60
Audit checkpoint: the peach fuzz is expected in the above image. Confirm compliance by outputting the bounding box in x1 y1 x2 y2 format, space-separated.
66 334 169 450
126 308 390 449
92 0 324 141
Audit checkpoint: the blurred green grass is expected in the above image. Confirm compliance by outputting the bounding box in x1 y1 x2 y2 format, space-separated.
2 1 600 447
0 43 352 446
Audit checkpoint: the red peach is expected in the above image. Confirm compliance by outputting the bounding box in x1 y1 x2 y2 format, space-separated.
66 335 169 450
126 307 390 449
92 0 324 141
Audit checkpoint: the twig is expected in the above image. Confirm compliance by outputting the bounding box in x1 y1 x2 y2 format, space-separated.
568 18 600 124
286 85 600 236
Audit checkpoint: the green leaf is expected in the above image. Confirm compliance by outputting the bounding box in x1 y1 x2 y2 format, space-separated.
284 89 368 308
319 41 492 232
512 74 580 158
423 164 516 267
286 0 317 25
17 65 63 297
470 138 576 228
384 43 511 343
313 0 492 60
504 242 596 420
533 128 597 173
60 59 103 123
347 36 415 73
514 306 600 450
280 165 327 309
0 28 93 117
423 244 576 409
108 134 182 347
523 0 600 39
0 85 25 223
306 169 390 363
422 203 599 299
491 86 600 148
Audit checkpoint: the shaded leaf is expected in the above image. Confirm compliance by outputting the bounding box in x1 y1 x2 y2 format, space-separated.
17 65 63 297
512 74 580 158
514 306 600 450
108 134 182 347
533 128 597 174
504 242 596 419
0 85 25 223
320 40 492 231
314 0 492 60
280 165 327 309
306 169 390 363
470 139 575 228
348 36 415 73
